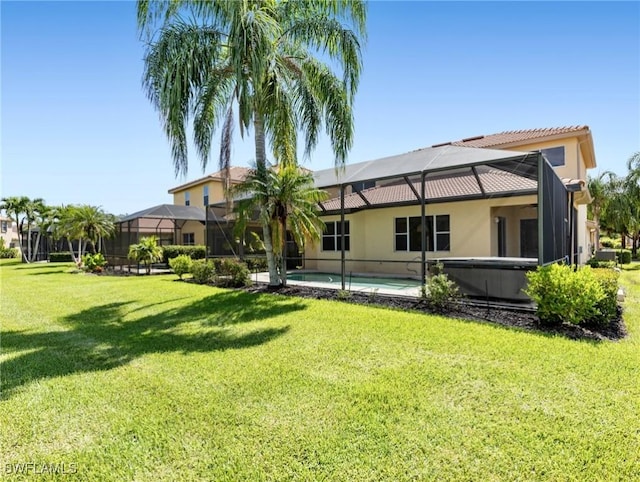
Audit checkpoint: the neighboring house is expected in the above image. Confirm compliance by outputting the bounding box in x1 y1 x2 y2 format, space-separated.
168 166 250 208
0 215 20 252
303 126 595 276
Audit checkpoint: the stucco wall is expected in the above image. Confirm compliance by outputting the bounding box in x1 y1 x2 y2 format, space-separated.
305 194 538 275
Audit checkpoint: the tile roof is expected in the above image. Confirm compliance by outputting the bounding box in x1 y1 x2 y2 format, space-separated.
432 126 590 149
319 167 537 212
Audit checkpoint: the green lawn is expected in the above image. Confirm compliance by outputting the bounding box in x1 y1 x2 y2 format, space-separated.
1 260 639 481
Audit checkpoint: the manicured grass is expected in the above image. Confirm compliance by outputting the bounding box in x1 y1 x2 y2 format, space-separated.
1 260 639 481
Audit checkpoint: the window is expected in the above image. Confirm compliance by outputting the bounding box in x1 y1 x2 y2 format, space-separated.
1 221 7 233
351 180 375 193
184 191 190 206
182 233 195 245
395 215 450 252
203 186 209 206
541 146 565 167
322 221 350 251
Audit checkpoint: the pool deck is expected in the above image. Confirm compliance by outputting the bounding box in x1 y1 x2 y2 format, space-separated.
252 271 422 298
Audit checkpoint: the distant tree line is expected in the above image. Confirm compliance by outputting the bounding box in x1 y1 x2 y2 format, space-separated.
588 152 640 256
0 196 115 264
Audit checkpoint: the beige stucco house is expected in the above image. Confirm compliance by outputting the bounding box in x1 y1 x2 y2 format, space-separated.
159 126 595 285
303 126 596 277
0 215 20 252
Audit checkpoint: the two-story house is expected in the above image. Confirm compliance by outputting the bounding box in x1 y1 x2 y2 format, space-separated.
302 126 595 278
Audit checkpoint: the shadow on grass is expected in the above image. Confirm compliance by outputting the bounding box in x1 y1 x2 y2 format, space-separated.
1 290 303 399
26 269 69 275
14 263 70 270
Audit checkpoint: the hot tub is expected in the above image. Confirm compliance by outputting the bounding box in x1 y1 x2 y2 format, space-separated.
432 257 538 302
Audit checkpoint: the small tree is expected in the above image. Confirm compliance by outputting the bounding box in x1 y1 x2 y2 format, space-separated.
128 236 163 275
169 254 193 280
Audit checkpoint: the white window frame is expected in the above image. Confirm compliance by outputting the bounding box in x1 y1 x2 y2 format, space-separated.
184 191 191 206
203 186 209 206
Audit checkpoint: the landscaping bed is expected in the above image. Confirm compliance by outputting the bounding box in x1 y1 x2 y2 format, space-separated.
245 283 627 342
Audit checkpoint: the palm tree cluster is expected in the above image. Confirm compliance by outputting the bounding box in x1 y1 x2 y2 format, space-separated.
588 152 640 256
0 197 116 264
233 163 328 285
138 0 367 285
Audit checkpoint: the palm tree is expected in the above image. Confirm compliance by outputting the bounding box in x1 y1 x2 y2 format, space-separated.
233 163 328 286
0 196 29 262
587 173 610 249
625 152 640 256
138 0 366 285
57 205 116 264
128 236 163 275
22 198 46 263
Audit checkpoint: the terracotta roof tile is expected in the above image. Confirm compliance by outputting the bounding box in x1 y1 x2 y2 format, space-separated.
319 167 537 211
432 126 589 149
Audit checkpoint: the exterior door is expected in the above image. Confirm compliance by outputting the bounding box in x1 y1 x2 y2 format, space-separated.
520 219 538 258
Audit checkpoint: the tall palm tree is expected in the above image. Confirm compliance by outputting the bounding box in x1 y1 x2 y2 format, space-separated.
0 196 29 262
233 163 328 286
22 198 46 263
138 0 366 285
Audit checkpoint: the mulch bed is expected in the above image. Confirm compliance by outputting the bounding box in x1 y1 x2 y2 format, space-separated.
245 283 627 342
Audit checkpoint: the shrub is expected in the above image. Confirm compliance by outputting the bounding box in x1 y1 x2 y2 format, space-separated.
600 236 621 249
421 263 460 310
617 249 632 265
245 257 268 272
590 268 620 325
49 252 74 262
525 264 604 326
82 253 107 273
169 254 193 280
162 245 206 263
190 259 215 284
586 258 616 269
213 258 251 287
0 247 20 259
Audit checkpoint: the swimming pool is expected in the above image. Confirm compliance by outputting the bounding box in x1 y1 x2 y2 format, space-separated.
287 272 422 290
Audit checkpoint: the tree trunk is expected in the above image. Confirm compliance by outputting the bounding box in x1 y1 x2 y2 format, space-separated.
31 231 42 263
68 238 80 265
254 114 280 286
262 217 280 286
281 221 288 287
26 225 32 263
16 217 27 263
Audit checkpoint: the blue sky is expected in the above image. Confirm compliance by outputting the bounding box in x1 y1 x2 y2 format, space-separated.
2 1 639 215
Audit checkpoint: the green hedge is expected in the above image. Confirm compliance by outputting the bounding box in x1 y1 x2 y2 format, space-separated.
49 252 74 262
162 245 206 263
617 249 632 265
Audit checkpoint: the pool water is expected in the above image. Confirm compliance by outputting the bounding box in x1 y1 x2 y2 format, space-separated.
287 272 422 290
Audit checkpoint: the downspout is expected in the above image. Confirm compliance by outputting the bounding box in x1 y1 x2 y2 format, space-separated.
340 185 346 290
569 191 575 267
421 172 427 282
